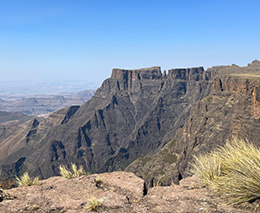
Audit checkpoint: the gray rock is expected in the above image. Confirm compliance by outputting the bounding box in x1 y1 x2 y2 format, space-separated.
0 66 212 180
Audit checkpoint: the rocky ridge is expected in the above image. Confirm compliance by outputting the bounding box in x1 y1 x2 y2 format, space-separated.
0 172 249 212
0 66 212 180
1 61 260 189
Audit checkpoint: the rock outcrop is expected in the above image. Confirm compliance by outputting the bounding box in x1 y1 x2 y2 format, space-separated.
0 66 212 180
0 172 250 212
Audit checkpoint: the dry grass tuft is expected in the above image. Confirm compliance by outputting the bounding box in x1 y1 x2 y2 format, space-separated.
16 172 39 186
59 163 86 179
192 138 260 209
85 197 103 211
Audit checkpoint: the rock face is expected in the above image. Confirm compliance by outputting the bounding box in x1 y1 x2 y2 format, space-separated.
0 172 250 212
173 65 260 181
0 66 212 180
0 106 80 179
126 61 260 185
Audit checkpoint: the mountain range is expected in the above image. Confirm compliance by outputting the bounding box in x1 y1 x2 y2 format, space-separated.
1 60 260 186
0 90 95 117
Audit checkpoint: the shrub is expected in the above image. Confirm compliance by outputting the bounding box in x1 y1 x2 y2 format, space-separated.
16 172 39 186
59 163 86 179
85 197 103 211
192 138 260 208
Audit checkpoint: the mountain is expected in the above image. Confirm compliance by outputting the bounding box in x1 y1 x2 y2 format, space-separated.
2 61 259 186
126 60 260 185
0 90 95 117
0 66 212 180
0 111 31 125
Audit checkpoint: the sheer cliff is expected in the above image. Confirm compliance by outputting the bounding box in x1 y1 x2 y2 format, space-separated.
126 60 260 185
0 66 212 179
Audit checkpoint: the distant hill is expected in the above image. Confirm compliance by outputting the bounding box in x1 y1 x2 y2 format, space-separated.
0 111 31 125
0 90 95 117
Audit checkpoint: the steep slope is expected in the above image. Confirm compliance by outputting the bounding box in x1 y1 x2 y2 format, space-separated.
173 61 260 181
0 111 31 125
126 60 260 185
0 66 212 179
0 106 80 179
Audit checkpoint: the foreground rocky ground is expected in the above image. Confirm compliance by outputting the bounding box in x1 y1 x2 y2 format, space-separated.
0 172 250 212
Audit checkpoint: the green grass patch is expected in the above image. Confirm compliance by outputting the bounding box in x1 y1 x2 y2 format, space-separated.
139 155 153 165
165 139 176 149
162 153 177 164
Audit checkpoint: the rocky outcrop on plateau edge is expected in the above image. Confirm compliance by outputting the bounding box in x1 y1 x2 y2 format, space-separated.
0 172 249 212
126 61 260 185
0 66 212 180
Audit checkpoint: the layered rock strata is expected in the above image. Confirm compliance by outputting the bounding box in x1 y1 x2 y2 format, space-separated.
0 66 212 180
127 61 260 185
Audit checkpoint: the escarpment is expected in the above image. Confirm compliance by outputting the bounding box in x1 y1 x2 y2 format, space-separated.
0 66 212 180
173 73 260 181
127 61 260 186
2 61 259 186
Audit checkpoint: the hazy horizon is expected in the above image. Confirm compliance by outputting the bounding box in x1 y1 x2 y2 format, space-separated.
0 0 259 85
0 80 97 96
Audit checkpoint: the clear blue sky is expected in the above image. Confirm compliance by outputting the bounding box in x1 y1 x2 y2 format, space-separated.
0 0 259 86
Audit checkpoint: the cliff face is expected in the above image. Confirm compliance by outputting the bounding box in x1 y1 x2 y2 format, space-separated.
0 66 212 180
126 62 260 185
174 71 260 180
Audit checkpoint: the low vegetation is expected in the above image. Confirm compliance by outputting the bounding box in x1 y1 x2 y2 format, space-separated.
0 179 15 189
59 163 86 179
16 172 39 186
192 138 260 209
162 153 177 164
85 197 103 211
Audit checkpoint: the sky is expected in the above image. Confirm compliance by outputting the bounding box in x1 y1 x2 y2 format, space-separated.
0 0 260 87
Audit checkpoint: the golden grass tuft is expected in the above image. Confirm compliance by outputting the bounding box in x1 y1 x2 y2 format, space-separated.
192 138 260 208
59 163 86 179
85 197 103 211
16 172 39 186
